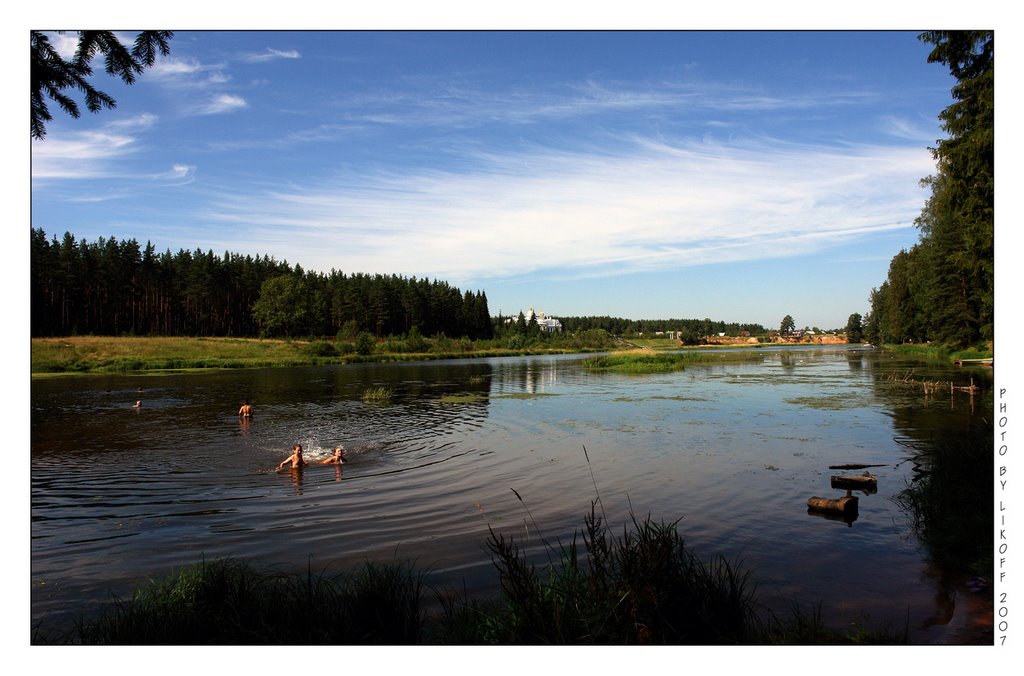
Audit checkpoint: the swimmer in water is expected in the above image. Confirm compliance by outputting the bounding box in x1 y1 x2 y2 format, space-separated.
238 399 254 418
322 446 345 465
133 400 142 408
277 444 308 470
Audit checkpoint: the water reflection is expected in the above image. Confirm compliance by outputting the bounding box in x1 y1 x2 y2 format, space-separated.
30 348 992 642
281 466 305 495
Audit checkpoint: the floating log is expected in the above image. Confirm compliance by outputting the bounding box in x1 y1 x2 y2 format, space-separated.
830 472 878 490
807 494 858 517
828 463 886 470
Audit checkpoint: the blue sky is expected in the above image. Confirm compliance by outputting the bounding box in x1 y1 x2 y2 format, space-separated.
28 29 966 329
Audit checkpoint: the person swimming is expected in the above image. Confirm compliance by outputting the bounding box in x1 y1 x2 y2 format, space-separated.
238 399 254 418
322 446 345 465
277 444 308 470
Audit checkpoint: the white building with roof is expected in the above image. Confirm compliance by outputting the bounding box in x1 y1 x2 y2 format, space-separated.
509 307 563 333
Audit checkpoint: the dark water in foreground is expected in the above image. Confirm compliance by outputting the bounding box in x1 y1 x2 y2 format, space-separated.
30 346 992 641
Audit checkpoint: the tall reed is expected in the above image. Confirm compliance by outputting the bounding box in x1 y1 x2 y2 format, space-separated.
466 503 762 644
61 558 425 644
361 386 394 404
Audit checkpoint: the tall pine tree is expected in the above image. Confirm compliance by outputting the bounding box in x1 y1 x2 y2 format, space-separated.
868 31 993 348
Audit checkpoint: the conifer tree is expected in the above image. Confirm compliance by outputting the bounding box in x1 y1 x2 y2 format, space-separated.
31 30 173 139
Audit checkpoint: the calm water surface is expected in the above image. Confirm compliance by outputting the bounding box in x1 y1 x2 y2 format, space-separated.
30 346 992 641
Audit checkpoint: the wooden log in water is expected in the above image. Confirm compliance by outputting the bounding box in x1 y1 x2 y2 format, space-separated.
807 495 858 516
830 472 878 490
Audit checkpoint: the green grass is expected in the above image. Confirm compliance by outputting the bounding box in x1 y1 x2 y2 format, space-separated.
31 335 618 375
581 350 691 373
884 343 994 363
581 349 763 373
31 336 324 374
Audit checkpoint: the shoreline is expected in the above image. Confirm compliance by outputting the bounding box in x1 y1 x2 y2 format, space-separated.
30 335 991 377
30 335 612 377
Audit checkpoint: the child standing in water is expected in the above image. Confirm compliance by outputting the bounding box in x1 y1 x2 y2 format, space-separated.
322 446 345 465
277 444 308 470
238 399 254 418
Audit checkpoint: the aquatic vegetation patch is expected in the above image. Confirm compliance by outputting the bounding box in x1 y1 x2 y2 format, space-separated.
784 395 866 410
439 393 484 404
583 349 766 374
361 386 394 404
583 352 686 373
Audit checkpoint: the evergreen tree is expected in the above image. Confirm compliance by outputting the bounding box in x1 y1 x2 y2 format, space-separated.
31 31 173 139
868 31 993 348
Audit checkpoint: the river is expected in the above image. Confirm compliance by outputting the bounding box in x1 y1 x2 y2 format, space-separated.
30 346 993 642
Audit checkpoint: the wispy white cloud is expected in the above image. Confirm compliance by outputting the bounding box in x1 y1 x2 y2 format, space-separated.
150 56 208 79
31 116 195 187
196 94 249 115
241 48 301 63
323 75 883 139
202 136 935 283
31 128 139 180
30 114 156 180
149 56 233 93
879 114 943 143
152 164 197 183
104 113 159 131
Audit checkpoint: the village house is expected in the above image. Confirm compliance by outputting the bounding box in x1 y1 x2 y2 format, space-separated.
508 307 563 333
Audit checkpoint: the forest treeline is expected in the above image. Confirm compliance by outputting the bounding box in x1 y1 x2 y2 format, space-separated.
865 31 993 349
556 316 766 342
31 227 770 344
30 228 493 340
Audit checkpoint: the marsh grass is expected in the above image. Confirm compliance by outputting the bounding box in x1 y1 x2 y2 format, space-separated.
784 394 870 410
439 393 484 404
581 349 763 374
59 558 425 644
361 386 394 405
581 351 690 373
457 504 763 644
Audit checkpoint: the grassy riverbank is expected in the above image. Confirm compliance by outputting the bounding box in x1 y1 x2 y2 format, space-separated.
35 507 906 645
39 336 989 377
30 335 612 376
880 343 994 363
